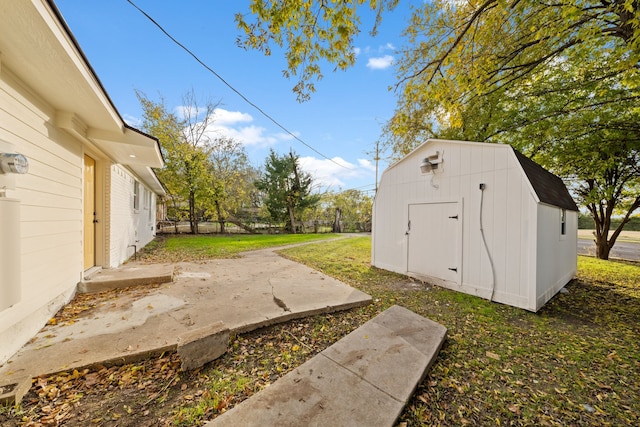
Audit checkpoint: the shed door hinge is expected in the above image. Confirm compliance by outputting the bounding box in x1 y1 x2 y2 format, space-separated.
448 215 458 219
448 267 458 272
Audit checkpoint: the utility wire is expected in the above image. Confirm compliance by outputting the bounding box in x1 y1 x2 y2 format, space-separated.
126 0 352 170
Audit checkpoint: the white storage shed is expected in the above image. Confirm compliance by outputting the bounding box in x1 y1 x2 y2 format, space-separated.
372 139 578 312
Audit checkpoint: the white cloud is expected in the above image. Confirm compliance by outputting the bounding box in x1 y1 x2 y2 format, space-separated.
299 156 375 190
381 43 395 52
123 114 142 127
210 108 252 126
367 55 394 70
174 105 209 120
202 108 292 147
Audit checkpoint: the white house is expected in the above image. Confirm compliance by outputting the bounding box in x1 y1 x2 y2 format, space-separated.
0 0 166 364
372 139 578 312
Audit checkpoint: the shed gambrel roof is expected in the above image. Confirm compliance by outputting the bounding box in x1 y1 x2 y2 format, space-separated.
513 150 579 211
385 139 579 212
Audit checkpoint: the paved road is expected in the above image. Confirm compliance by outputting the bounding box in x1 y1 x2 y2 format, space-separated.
578 239 640 261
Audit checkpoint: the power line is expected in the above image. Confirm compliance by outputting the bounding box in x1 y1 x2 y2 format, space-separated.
348 183 377 191
125 0 352 170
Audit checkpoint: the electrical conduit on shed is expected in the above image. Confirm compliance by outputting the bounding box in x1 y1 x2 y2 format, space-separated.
479 183 496 301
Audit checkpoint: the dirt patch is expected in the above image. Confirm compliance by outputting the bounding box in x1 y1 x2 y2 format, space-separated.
388 279 430 292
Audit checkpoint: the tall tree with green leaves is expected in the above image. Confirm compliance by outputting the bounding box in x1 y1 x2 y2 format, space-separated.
255 149 320 233
382 0 640 260
235 0 400 101
320 189 373 232
489 55 640 260
137 90 218 234
208 137 258 233
235 0 640 259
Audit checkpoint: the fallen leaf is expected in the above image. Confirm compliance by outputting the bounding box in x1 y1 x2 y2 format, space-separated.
486 351 500 360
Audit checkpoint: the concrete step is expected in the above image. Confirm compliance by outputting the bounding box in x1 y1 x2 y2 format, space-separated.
78 263 174 293
205 305 447 427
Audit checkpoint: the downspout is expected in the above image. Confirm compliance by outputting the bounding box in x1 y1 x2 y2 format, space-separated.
479 183 496 301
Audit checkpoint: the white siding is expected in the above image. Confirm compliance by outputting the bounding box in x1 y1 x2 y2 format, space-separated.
109 165 157 267
0 68 82 363
373 139 575 311
534 205 578 310
1 66 161 364
372 166 409 273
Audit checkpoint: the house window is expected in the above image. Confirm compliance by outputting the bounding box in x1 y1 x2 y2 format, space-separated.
560 209 566 235
133 181 140 210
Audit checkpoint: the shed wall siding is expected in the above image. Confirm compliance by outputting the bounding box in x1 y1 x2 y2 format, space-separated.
535 204 578 310
0 68 82 363
373 141 538 310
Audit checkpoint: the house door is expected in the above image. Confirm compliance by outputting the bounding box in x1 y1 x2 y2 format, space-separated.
83 155 96 270
407 202 460 283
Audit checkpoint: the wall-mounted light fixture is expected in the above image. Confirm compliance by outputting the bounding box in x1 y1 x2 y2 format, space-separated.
0 153 29 174
419 151 442 174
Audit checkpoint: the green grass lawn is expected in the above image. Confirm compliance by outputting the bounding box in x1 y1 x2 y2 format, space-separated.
138 233 340 262
278 237 640 426
7 234 638 426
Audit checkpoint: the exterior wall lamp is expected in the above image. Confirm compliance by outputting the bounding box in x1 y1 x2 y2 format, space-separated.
0 153 29 174
420 150 442 174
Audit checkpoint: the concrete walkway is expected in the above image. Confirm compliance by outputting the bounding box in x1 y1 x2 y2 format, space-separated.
205 305 447 427
0 246 371 402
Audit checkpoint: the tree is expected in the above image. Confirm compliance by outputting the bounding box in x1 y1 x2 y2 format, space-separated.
136 92 183 231
255 149 320 233
491 57 640 260
384 0 640 260
208 137 257 233
235 0 400 101
137 90 218 234
322 190 373 233
237 1 640 102
235 0 640 259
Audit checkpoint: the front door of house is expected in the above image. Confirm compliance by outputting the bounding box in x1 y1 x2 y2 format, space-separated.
83 154 96 270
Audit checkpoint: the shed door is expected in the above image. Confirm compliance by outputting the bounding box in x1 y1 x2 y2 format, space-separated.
407 202 460 283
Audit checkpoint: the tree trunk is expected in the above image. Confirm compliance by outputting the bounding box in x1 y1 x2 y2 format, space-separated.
287 204 297 234
333 208 343 233
215 200 225 234
584 179 640 260
189 190 198 234
594 232 611 260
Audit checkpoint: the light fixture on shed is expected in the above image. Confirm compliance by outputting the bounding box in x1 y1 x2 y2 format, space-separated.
419 158 433 173
419 151 442 174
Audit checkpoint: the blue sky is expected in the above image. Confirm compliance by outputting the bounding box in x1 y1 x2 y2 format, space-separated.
55 1 416 194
